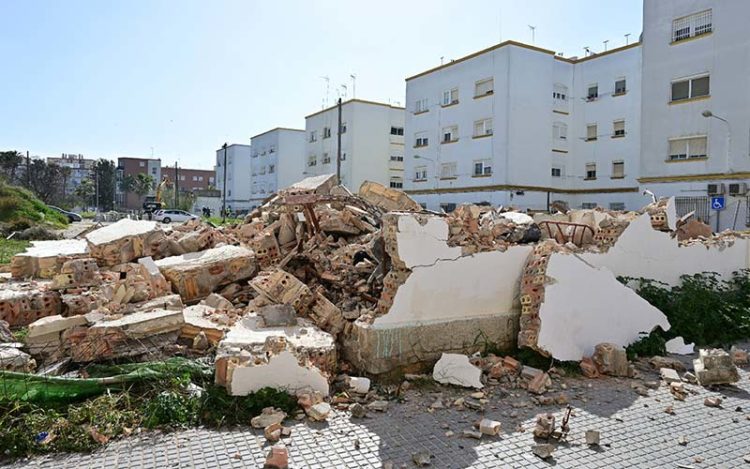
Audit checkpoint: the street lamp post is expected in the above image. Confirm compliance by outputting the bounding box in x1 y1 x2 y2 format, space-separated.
221 143 228 223
702 110 732 173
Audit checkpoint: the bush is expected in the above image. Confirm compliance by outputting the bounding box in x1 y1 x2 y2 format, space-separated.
624 270 750 349
0 181 68 228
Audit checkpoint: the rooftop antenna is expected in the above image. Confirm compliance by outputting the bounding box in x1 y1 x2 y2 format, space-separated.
603 39 609 51
583 46 590 57
440 56 444 65
350 74 356 99
625 33 631 45
340 84 348 100
528 25 536 44
320 76 330 109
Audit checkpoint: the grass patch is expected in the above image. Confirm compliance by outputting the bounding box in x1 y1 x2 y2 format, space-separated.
0 239 30 264
79 211 96 219
203 216 243 226
0 181 68 229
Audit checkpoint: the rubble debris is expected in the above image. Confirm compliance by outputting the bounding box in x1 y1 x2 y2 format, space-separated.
349 403 367 418
678 435 688 446
585 430 600 446
264 423 282 443
11 239 88 279
366 400 389 412
258 304 297 327
156 245 257 303
676 218 712 241
660 368 682 384
532 444 555 460
201 293 233 311
694 349 740 386
462 429 482 440
348 376 370 394
0 285 62 327
307 402 331 421
478 419 502 436
730 346 749 365
251 407 287 429
704 396 723 408
358 180 422 212
432 353 483 389
669 382 687 401
50 258 102 290
0 344 36 371
592 343 630 377
412 450 432 467
181 305 228 346
649 356 686 372
665 337 695 355
264 444 289 469
85 219 168 266
533 413 556 439
579 357 600 378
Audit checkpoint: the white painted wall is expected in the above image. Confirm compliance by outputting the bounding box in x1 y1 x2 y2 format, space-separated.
249 128 306 209
304 99 405 191
214 144 252 212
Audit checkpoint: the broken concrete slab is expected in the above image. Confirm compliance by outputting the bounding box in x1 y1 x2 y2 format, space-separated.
258 304 297 327
0 285 62 327
85 219 169 266
660 367 681 383
0 344 35 372
156 245 256 303
181 305 228 345
358 180 422 212
285 173 337 195
11 239 89 279
201 293 233 311
28 314 87 338
432 353 483 389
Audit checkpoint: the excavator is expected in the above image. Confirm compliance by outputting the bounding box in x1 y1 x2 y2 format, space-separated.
142 176 170 217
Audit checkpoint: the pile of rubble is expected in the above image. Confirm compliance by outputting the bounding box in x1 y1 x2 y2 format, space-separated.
1 174 749 403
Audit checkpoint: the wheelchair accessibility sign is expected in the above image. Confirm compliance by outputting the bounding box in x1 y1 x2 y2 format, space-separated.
711 196 726 211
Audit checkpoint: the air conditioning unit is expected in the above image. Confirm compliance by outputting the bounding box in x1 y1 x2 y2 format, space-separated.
728 182 748 196
707 183 725 195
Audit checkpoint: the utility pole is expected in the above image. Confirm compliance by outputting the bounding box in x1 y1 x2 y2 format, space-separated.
336 98 343 184
174 161 179 209
221 143 228 223
94 165 99 212
26 151 30 188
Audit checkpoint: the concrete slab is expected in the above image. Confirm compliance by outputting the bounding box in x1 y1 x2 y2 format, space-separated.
11 239 88 279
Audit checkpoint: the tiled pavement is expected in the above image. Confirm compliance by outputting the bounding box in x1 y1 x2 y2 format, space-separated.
5 365 750 468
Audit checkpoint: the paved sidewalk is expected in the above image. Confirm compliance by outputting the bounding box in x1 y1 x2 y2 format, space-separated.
5 363 750 468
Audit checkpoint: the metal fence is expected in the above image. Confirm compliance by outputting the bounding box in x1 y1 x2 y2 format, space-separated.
674 196 710 223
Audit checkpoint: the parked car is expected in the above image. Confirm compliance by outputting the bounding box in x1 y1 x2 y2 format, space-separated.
48 205 82 222
153 209 197 224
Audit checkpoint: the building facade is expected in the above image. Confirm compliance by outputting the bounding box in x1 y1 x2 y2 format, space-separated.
404 0 750 229
249 127 306 209
160 166 215 193
640 0 750 230
116 157 162 209
304 99 405 191
46 153 97 196
214 143 252 213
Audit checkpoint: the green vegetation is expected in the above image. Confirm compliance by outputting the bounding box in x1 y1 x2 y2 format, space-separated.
79 211 96 219
625 331 667 360
0 181 68 229
204 216 243 226
0 239 30 264
0 359 297 459
623 270 750 350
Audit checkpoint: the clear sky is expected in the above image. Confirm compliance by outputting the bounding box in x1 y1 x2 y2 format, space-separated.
0 0 642 169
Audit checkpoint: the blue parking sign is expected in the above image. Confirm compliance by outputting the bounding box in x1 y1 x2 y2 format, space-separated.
711 196 725 211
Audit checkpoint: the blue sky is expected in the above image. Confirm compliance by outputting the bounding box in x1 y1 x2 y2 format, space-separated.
0 0 642 169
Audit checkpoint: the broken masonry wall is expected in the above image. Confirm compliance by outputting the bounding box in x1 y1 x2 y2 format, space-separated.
0 286 62 327
85 219 170 267
345 213 529 375
11 239 89 279
579 214 750 286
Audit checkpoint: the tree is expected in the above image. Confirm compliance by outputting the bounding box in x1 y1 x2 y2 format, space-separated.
27 160 64 204
92 159 117 211
75 178 95 208
0 151 24 185
119 174 136 198
59 166 72 208
133 173 155 200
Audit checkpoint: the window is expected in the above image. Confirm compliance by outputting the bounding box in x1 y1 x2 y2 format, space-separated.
390 126 404 136
192 176 198 181
209 177 214 183
269 164 275 173
440 203 457 213
551 167 562 178
390 155 404 162
609 202 625 211
389 177 403 189
259 165 266 175
553 84 568 101
614 78 627 95
198 176 204 181
415 132 429 147
585 163 597 180
309 131 317 142
474 78 494 97
612 161 625 178
587 84 599 101
671 75 709 102
553 122 567 141
323 127 331 139
669 136 708 160
139 161 145 167
442 125 458 143
581 202 597 209
415 98 428 113
322 153 331 164
613 120 625 137
180 175 186 181
672 10 712 43
442 87 459 106
440 162 457 179
340 122 347 133
151 167 156 174
414 166 427 181
308 155 317 166
586 124 598 141
474 118 493 137
473 160 492 176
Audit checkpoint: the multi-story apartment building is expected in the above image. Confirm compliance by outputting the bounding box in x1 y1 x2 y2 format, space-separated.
214 143 252 213
116 157 162 209
404 41 643 213
404 0 750 229
46 153 96 196
304 99 405 191
249 127 306 209
640 1 750 229
160 165 215 193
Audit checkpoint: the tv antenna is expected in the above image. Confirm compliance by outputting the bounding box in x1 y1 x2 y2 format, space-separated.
528 25 536 44
603 39 609 51
625 33 631 45
320 76 330 108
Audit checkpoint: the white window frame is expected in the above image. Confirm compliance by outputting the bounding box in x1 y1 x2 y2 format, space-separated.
587 84 599 101
585 163 597 180
309 130 317 142
414 166 428 181
442 125 458 143
553 84 568 101
415 98 428 113
440 162 457 179
671 74 710 102
586 124 598 141
473 159 492 177
612 161 625 178
553 122 568 141
672 10 712 43
323 127 331 139
474 78 494 97
389 176 403 189
614 78 627 95
613 120 625 137
551 167 562 178
668 136 708 160
442 87 459 106
322 152 331 164
308 155 317 167
474 118 493 137
415 132 429 147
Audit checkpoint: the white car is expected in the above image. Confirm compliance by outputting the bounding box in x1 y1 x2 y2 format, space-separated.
153 209 197 224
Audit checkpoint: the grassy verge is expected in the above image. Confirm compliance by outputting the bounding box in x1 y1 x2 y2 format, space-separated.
0 181 68 229
0 239 30 264
203 216 244 226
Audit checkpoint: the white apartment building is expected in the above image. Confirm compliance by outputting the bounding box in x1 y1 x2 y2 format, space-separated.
214 143 252 213
404 0 750 229
405 41 643 213
47 153 96 196
249 127 306 209
640 0 750 230
304 99 405 191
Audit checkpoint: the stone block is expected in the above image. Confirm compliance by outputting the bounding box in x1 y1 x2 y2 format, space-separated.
592 343 629 377
11 239 88 279
85 219 169 266
693 349 739 386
